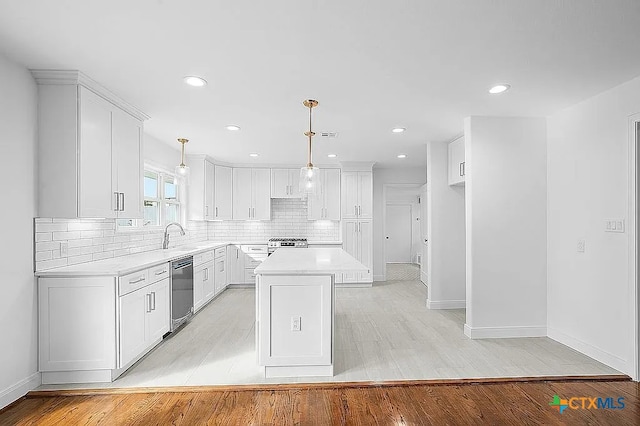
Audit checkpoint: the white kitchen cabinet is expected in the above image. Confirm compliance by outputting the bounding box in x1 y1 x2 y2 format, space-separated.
187 158 216 221
448 136 465 186
214 165 233 220
119 277 170 368
227 245 245 284
308 169 341 220
33 70 147 219
119 285 149 368
271 168 302 198
242 245 267 284
39 277 117 378
214 256 227 294
194 253 215 312
342 219 373 284
341 171 372 219
233 168 271 220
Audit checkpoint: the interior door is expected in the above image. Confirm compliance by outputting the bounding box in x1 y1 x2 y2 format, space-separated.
385 204 412 263
420 186 428 284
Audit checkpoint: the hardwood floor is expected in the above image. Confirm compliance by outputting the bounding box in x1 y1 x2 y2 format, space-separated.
2 378 638 425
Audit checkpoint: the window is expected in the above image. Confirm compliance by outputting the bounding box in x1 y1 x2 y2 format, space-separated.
117 168 182 230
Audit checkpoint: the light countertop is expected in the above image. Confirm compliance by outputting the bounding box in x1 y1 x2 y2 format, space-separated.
35 240 343 277
254 248 368 275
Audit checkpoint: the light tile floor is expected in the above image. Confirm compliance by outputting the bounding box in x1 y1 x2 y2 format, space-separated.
38 264 621 390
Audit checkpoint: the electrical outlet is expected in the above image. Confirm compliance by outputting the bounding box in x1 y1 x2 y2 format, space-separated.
60 241 68 257
604 219 625 233
291 316 301 332
577 239 585 253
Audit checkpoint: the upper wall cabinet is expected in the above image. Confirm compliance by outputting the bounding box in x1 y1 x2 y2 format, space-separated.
188 160 234 221
233 168 271 220
308 169 341 220
271 169 302 198
341 171 372 219
214 165 233 220
448 136 465 186
33 70 148 219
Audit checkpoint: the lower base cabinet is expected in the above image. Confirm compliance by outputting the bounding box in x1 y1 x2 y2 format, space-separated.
119 278 170 367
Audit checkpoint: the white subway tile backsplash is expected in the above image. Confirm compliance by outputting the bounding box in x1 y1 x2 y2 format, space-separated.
34 201 336 271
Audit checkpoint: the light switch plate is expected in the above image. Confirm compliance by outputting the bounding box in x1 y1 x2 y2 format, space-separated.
60 241 68 257
577 239 585 253
604 219 625 233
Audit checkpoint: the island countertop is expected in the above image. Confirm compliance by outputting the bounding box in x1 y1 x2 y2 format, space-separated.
254 248 368 275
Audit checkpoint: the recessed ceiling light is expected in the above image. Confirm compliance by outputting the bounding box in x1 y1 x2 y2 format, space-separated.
327 154 337 158
489 84 510 94
226 125 241 131
183 76 207 87
397 154 407 159
249 153 259 157
392 127 406 133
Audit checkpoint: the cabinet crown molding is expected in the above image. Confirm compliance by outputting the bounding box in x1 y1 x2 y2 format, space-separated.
30 69 150 122
339 161 375 172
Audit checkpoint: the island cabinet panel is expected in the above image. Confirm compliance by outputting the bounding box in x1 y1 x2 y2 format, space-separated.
258 275 332 368
39 277 117 374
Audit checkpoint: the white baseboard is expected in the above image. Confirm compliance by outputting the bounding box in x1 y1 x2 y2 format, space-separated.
547 327 630 376
427 299 465 309
464 324 547 339
0 372 41 410
374 274 385 282
336 282 373 288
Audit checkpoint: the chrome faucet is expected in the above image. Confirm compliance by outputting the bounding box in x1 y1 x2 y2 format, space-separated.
163 222 185 249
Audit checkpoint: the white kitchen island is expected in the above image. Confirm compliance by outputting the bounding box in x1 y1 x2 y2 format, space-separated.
254 248 368 378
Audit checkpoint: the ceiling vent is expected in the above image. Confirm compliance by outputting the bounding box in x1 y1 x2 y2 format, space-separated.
320 132 339 138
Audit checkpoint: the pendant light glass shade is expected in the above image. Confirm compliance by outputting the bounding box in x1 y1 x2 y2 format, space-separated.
299 99 319 196
299 165 319 195
175 138 190 183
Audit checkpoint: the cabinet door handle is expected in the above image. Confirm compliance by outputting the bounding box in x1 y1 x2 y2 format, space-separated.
114 192 119 211
119 193 125 212
215 206 218 217
462 161 465 177
459 162 463 177
129 276 146 284
204 268 208 281
206 206 209 217
151 291 156 311
248 207 251 218
252 207 255 218
354 205 357 216
146 294 152 313
358 205 361 216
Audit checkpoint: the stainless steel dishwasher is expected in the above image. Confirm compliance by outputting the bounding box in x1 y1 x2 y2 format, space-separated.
170 256 194 332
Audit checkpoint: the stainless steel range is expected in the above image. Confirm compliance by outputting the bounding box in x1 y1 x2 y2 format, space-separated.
268 237 308 255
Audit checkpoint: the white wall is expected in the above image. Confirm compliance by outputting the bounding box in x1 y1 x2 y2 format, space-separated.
464 116 547 338
547 76 640 377
0 53 39 408
373 167 426 280
426 141 466 309
146 134 181 171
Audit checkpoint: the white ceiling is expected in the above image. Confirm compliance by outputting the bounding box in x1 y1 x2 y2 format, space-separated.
2 0 640 168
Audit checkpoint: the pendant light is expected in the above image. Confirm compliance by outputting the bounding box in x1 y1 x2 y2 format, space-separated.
175 138 190 182
299 99 319 196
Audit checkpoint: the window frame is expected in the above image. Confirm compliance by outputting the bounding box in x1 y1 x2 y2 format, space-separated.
116 165 182 232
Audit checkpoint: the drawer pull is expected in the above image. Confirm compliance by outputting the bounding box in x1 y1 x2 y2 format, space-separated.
129 276 146 284
155 270 167 275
